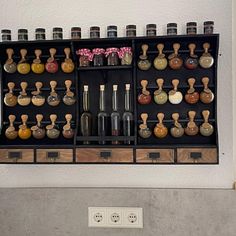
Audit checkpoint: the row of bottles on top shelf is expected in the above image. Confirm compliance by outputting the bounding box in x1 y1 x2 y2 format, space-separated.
76 47 132 67
5 114 74 140
138 77 214 105
3 48 74 74
139 110 214 139
138 43 214 70
80 84 133 145
4 80 75 107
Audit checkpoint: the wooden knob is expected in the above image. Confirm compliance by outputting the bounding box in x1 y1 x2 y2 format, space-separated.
173 43 180 54
50 114 57 124
141 44 148 56
64 48 71 58
157 43 164 54
36 114 43 123
20 49 27 58
35 82 43 90
202 77 209 88
65 80 72 90
157 113 164 124
65 114 72 122
49 48 56 57
188 43 196 55
50 80 57 88
8 114 16 124
203 43 210 53
172 113 179 121
172 79 179 90
188 111 196 121
188 78 196 88
20 82 28 91
141 80 148 90
156 78 164 89
35 49 42 58
141 113 148 125
21 114 28 124
202 110 210 123
8 82 15 91
6 48 14 59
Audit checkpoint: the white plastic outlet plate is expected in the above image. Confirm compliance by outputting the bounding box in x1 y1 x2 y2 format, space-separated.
88 207 143 228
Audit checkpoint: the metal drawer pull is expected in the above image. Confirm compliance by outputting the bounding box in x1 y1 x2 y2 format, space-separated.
100 151 111 159
46 151 60 159
8 151 22 159
148 152 160 160
190 152 202 159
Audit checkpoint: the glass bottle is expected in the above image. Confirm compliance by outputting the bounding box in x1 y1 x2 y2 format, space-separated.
63 80 76 105
80 85 92 144
31 49 45 74
76 48 92 67
167 23 177 35
35 28 46 40
119 47 133 65
31 82 46 106
45 48 58 73
138 113 151 139
168 79 183 105
185 43 198 69
63 114 74 139
200 110 214 136
168 43 183 70
17 49 30 74
186 22 197 35
185 111 199 136
18 114 31 140
105 48 120 66
61 47 75 73
53 27 63 39
92 48 105 66
4 82 17 107
4 48 16 73
47 81 60 106
31 114 46 139
5 115 18 140
17 82 31 106
46 114 60 139
204 21 214 34
97 85 108 144
199 43 214 68
170 113 184 138
185 78 199 104
154 78 168 105
122 84 134 144
1 29 11 41
153 43 168 70
111 85 120 144
200 77 214 104
154 113 168 138
138 80 151 105
137 44 151 70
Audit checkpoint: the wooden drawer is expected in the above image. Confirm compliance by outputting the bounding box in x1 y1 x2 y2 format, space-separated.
136 149 174 163
0 149 34 163
76 148 133 163
36 149 73 163
177 148 217 163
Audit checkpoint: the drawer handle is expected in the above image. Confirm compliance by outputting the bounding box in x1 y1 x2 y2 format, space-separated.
148 152 160 160
8 151 22 160
46 151 60 160
100 151 112 159
190 152 202 159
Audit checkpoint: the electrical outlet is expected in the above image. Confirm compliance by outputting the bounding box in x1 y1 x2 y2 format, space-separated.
88 207 143 228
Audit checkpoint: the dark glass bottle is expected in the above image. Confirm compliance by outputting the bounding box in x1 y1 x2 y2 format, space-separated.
80 85 92 144
111 85 120 145
98 85 108 144
122 84 133 145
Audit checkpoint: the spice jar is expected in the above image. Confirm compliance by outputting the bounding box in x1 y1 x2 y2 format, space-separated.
31 114 46 139
46 114 60 139
146 24 156 36
31 82 45 106
185 43 198 69
154 78 168 105
35 28 46 40
4 48 17 73
170 113 184 138
5 115 18 140
185 111 199 136
168 79 183 104
63 80 76 105
17 49 31 74
186 22 197 35
105 47 120 66
199 43 214 68
126 25 136 37
119 47 132 65
4 82 17 107
204 21 214 34
61 48 75 73
168 43 183 70
200 77 214 104
71 27 81 39
154 113 168 138
17 82 31 106
185 78 199 104
76 48 92 67
167 23 177 35
200 110 214 136
90 26 100 38
138 44 151 70
31 49 45 74
138 80 151 105
154 43 168 70
92 48 105 66
45 48 58 73
47 81 60 106
18 114 31 140
139 113 151 139
107 25 117 38
18 29 28 41
53 27 63 40
62 114 74 139
1 29 11 41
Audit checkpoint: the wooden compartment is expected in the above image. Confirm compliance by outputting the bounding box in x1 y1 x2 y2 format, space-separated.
177 148 217 163
76 148 133 163
136 149 174 163
36 149 73 163
0 149 34 163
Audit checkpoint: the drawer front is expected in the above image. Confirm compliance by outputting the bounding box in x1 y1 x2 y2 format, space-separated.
136 149 174 163
177 148 217 163
76 148 133 163
36 149 73 163
0 149 34 163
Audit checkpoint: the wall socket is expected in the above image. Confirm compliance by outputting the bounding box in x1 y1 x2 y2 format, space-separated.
88 207 143 228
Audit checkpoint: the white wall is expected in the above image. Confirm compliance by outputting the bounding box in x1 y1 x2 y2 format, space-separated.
0 0 234 188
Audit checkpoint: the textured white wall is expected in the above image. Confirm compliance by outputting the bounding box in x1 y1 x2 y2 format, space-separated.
0 0 234 188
